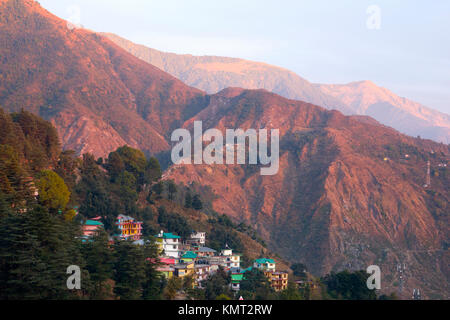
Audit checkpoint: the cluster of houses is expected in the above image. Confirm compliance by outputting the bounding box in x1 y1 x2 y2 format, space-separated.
81 214 143 242
153 230 288 292
81 215 288 292
153 230 242 288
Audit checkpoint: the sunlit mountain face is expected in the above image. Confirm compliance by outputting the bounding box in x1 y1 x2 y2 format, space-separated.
0 0 448 300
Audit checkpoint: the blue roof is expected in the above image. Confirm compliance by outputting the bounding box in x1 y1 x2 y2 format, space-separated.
197 247 217 252
182 251 198 259
85 220 104 226
155 232 180 239
254 258 275 264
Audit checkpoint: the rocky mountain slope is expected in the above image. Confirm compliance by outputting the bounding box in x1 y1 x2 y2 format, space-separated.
1 0 448 299
164 88 449 298
0 0 208 158
104 33 450 144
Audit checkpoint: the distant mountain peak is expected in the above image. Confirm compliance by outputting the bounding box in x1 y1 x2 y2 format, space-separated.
104 33 449 144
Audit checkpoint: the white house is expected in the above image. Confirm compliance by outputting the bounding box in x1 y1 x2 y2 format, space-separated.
227 254 240 269
155 230 181 258
189 231 206 246
221 244 240 270
221 243 233 256
253 258 276 272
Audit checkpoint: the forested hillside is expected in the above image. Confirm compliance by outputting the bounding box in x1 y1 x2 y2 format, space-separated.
0 108 295 300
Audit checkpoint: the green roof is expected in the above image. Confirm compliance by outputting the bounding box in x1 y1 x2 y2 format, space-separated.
231 274 244 281
241 267 253 273
85 220 104 226
254 258 275 264
155 232 180 239
182 251 197 259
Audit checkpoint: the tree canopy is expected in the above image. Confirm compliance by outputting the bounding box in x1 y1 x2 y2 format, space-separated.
36 170 70 213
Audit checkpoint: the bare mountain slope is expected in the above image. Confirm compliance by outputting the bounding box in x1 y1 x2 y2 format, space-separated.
0 0 208 157
165 88 450 298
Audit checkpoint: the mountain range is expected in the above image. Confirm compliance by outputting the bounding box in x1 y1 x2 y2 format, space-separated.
104 33 450 144
164 87 449 298
0 0 448 298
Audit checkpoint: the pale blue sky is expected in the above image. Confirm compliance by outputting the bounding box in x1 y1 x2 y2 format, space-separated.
39 0 449 114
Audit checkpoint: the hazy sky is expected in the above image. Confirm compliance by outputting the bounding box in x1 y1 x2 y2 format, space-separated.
39 0 450 115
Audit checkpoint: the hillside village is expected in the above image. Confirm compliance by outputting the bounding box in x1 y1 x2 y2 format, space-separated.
82 214 289 293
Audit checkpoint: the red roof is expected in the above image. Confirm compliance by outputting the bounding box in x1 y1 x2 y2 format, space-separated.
160 258 176 265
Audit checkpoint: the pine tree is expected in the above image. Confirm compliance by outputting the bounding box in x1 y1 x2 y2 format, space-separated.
167 180 177 200
113 241 146 300
0 206 85 299
0 211 42 299
145 157 162 184
184 191 192 208
142 242 164 300
192 195 203 210
82 230 114 299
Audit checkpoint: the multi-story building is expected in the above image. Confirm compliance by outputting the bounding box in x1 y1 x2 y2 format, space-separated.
173 262 195 278
221 244 240 270
207 256 227 273
188 232 206 246
155 231 181 258
116 214 143 241
265 271 289 292
226 254 240 269
231 273 244 291
253 258 288 291
82 219 104 237
220 244 233 256
180 251 197 264
195 246 217 258
155 257 176 279
194 264 211 287
253 258 276 272
157 266 175 279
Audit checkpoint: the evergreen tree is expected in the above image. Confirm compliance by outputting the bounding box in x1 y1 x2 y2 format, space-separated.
82 230 115 299
239 268 274 300
0 206 85 299
204 267 232 300
113 241 146 299
322 270 377 300
0 144 33 209
145 157 162 184
107 152 125 181
191 194 203 210
54 150 80 194
142 242 164 300
291 263 307 279
76 154 111 218
166 180 177 200
152 182 163 198
184 191 192 208
278 282 302 300
163 277 182 300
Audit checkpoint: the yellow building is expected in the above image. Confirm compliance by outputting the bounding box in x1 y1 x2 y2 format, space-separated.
116 214 143 240
156 266 174 279
174 262 195 278
264 271 289 292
